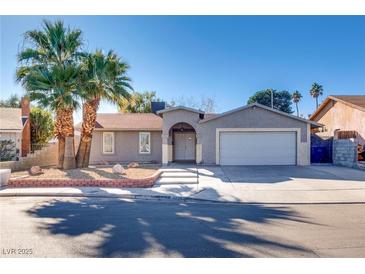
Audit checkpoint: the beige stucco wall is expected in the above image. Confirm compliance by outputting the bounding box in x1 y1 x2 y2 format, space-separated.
89 130 162 164
313 101 365 145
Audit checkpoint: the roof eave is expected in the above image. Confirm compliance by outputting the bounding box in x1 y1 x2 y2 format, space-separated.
200 102 320 126
0 129 23 132
310 95 365 121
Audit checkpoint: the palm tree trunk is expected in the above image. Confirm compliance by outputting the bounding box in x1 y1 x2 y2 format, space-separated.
54 109 65 168
57 137 65 168
62 107 76 170
296 103 299 117
76 97 100 168
316 97 319 109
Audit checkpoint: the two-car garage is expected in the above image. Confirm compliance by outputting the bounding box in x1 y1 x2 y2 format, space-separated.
218 130 297 165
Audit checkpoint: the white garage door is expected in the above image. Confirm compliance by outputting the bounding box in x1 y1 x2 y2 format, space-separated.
219 131 297 165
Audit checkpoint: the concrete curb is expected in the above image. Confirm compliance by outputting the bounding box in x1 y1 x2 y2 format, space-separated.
1 190 365 205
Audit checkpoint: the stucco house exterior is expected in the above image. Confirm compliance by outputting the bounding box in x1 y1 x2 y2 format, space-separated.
310 95 365 145
0 98 31 160
86 102 319 166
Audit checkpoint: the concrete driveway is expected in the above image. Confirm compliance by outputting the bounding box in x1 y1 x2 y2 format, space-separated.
194 165 365 203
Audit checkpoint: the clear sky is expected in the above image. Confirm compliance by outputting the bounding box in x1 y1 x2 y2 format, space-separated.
1 16 364 122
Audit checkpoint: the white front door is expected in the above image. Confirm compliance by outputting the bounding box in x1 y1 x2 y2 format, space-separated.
174 132 196 161
219 131 297 165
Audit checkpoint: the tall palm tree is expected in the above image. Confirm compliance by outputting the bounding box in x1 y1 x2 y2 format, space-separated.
16 20 83 169
310 82 324 109
17 65 80 169
75 50 132 168
291 90 302 117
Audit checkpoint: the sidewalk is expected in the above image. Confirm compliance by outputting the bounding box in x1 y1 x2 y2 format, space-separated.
0 183 201 200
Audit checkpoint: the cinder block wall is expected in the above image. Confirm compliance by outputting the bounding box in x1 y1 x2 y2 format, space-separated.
333 139 358 168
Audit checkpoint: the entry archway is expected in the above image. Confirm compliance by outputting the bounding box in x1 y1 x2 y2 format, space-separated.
170 122 196 162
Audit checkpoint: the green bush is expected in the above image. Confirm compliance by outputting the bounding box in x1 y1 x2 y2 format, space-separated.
30 107 54 146
0 140 16 161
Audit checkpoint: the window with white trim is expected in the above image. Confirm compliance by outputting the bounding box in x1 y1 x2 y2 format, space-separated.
102 132 114 154
139 132 151 154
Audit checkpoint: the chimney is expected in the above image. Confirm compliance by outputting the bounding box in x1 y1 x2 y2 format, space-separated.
20 97 31 157
21 96 30 117
151 101 166 114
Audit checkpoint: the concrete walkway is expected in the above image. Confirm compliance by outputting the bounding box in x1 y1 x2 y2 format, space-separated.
1 165 364 204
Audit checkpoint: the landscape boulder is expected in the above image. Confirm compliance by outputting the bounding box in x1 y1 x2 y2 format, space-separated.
127 162 139 168
112 164 126 174
29 166 43 175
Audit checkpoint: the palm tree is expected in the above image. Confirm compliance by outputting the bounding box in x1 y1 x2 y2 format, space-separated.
75 50 132 168
291 90 302 117
310 82 324 109
16 20 83 169
17 65 80 169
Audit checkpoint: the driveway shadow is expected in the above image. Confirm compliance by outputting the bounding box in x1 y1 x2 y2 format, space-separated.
26 193 316 257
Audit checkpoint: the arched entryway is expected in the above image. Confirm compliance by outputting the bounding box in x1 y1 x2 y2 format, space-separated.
170 122 196 163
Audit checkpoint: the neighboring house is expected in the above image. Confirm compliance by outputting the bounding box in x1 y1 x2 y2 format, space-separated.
84 102 320 166
0 97 31 159
310 95 365 145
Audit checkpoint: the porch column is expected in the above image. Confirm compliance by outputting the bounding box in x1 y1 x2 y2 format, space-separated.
196 134 202 164
162 134 169 165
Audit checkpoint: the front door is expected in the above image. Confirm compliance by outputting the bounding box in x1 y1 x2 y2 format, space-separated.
174 132 196 161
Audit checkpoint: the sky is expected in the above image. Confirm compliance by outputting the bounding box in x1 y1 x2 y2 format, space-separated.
1 16 364 122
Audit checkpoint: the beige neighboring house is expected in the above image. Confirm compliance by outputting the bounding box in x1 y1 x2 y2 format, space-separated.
0 97 31 160
310 95 365 145
80 102 320 166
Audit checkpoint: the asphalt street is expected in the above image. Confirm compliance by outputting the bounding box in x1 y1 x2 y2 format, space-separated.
1 196 365 257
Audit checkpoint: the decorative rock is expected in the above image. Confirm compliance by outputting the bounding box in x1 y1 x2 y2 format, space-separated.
127 162 139 168
112 164 126 174
30 166 43 175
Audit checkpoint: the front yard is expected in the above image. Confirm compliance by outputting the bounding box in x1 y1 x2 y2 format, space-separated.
11 165 160 180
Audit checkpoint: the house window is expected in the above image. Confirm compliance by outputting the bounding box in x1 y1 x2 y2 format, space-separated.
139 132 151 154
102 132 114 154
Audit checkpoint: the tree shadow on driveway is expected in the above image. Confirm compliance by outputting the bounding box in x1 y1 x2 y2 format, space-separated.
26 194 317 258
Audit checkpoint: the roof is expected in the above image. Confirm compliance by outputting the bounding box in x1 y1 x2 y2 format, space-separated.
310 95 365 120
0 107 23 131
200 102 322 127
203 113 218 119
76 113 163 131
157 105 204 115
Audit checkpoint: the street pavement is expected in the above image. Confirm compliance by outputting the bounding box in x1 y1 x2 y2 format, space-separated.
1 196 365 258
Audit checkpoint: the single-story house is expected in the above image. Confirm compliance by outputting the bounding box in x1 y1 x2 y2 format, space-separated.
0 98 31 159
310 95 365 145
85 102 320 166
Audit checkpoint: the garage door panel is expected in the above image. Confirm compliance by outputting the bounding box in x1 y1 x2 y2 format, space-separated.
219 131 296 165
